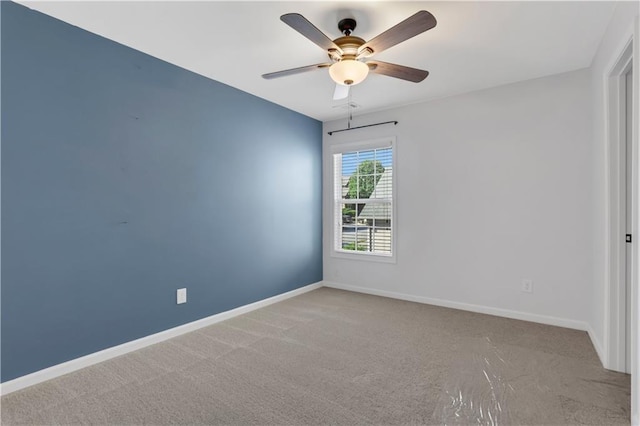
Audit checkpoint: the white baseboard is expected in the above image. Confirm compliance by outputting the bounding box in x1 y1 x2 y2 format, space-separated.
323 281 590 331
586 325 607 368
0 281 323 396
1 280 607 396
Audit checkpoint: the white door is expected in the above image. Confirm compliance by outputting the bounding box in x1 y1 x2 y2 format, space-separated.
625 66 633 373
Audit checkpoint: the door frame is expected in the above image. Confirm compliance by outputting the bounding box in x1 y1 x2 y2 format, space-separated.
605 37 634 374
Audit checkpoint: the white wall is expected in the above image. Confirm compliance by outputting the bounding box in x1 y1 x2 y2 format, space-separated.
590 0 638 359
323 68 593 329
635 16 640 425
588 2 639 422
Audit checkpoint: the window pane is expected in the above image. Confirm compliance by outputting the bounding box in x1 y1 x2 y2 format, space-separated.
358 150 375 163
341 152 358 181
341 203 368 251
359 202 391 227
376 147 392 166
359 174 379 200
371 169 392 198
341 203 356 224
372 227 392 253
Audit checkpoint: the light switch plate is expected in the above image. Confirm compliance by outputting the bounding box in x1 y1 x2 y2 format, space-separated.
177 288 187 304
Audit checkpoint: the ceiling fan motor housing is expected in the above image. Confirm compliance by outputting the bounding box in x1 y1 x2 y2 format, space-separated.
329 34 369 86
329 35 366 61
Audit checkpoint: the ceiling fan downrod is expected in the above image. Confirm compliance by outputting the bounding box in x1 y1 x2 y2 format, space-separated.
338 18 357 36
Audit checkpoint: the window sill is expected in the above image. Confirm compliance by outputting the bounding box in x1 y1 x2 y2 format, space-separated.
330 250 396 264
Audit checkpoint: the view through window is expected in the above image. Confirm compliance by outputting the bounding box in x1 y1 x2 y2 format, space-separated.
333 143 393 256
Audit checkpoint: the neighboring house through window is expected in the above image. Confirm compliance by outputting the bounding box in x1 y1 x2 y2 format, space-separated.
332 138 395 260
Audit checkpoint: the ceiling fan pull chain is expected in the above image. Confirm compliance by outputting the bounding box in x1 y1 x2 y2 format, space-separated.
348 88 352 129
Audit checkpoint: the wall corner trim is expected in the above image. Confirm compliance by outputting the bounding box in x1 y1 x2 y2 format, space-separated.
0 281 323 396
323 281 591 331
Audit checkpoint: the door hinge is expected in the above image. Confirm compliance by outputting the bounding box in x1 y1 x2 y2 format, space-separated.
626 234 632 243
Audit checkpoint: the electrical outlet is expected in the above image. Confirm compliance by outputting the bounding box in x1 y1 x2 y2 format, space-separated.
177 288 187 304
522 280 533 293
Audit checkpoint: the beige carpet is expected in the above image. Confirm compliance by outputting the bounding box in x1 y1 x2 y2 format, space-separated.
1 287 631 425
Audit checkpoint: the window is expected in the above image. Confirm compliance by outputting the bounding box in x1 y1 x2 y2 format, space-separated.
333 139 394 259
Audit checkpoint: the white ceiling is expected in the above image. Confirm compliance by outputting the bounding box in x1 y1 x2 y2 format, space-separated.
18 1 616 121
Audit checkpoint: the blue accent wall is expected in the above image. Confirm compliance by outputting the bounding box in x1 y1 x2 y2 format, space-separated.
1 2 322 382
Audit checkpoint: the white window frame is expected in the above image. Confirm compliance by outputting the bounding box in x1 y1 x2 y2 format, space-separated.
330 137 396 263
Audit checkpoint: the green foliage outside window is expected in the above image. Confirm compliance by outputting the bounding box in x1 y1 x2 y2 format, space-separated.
342 242 367 251
346 160 384 216
347 160 385 200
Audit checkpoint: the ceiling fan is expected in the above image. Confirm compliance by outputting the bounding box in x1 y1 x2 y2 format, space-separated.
262 11 437 100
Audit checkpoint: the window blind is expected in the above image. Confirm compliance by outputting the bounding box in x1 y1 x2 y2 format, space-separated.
333 145 393 256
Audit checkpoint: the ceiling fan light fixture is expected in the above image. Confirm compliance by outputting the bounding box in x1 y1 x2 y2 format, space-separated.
329 59 369 86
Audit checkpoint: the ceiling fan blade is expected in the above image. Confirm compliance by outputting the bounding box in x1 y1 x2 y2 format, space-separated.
333 84 350 100
262 63 331 80
281 13 343 54
367 61 429 82
359 11 436 57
